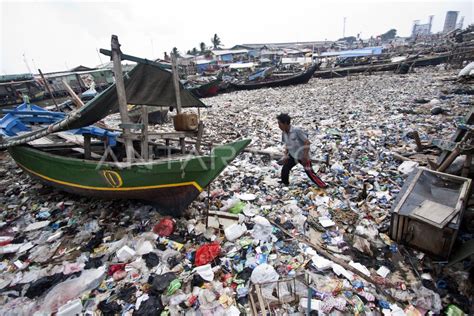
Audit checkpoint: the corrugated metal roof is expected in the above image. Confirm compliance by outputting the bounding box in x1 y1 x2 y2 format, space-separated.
229 62 255 69
212 49 249 56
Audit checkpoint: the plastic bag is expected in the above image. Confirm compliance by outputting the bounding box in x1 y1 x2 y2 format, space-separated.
251 216 273 242
220 197 241 212
224 223 247 241
38 266 105 314
153 218 175 237
250 264 279 301
150 272 176 295
229 201 245 214
250 264 279 284
195 243 221 266
193 264 214 282
412 284 442 314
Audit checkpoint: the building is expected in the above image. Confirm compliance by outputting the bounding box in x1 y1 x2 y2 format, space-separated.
411 16 433 37
456 16 464 30
443 11 459 33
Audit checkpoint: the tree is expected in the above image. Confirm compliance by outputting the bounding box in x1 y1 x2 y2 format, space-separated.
381 29 397 42
171 47 180 57
211 34 222 49
199 42 206 52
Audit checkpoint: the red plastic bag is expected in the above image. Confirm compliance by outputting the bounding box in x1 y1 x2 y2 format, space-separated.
195 243 220 266
108 263 126 276
153 218 175 237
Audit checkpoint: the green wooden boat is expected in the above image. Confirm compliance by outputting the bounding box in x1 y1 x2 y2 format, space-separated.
8 139 250 214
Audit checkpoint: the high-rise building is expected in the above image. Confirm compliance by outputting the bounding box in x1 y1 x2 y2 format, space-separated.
443 11 459 33
456 16 464 30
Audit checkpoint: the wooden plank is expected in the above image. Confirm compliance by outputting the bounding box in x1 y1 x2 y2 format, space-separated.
179 137 185 154
195 121 204 154
56 132 101 159
111 35 134 163
437 108 474 165
171 54 182 114
141 105 149 160
61 80 84 108
462 155 472 177
83 134 91 160
38 69 59 110
99 48 171 70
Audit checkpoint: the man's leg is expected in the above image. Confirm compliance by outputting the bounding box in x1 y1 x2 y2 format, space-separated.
281 155 297 185
300 159 328 188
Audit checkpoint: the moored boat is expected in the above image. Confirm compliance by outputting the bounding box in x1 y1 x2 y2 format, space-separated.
8 138 250 214
230 63 318 90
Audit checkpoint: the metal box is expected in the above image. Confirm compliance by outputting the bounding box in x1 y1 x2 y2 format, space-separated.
390 168 472 259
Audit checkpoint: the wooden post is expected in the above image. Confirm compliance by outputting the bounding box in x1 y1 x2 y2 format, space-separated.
195 121 204 154
171 54 182 114
462 155 472 177
83 134 91 160
408 130 423 152
179 137 186 154
437 148 461 173
38 69 59 111
141 106 149 160
111 35 134 163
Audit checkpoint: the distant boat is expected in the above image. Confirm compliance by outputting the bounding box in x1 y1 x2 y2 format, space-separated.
230 63 319 90
313 53 452 79
188 78 221 98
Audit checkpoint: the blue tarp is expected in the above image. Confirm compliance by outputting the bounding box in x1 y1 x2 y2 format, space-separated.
0 103 119 145
221 54 233 62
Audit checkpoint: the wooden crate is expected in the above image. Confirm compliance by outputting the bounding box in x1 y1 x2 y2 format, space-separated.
390 168 472 260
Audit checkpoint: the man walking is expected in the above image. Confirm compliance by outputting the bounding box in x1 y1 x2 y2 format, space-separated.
277 113 327 188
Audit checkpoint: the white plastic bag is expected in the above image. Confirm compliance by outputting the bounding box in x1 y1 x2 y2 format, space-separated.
251 216 273 242
250 264 279 284
38 266 105 314
224 223 247 241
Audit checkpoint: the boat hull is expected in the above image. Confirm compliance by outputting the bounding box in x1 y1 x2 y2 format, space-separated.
231 64 318 90
8 139 250 215
189 79 221 98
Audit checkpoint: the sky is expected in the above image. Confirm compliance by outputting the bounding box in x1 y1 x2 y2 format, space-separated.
0 0 472 75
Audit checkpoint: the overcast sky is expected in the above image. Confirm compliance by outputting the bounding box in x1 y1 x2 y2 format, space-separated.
0 0 472 75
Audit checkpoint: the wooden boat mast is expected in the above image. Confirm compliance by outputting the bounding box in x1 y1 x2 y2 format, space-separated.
111 35 135 163
171 54 182 114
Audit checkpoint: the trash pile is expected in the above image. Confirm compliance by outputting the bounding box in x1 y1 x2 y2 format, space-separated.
0 67 473 315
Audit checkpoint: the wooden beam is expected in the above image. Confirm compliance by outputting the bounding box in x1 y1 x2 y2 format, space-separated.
462 155 472 177
111 34 135 163
179 137 186 154
171 54 182 114
62 80 84 108
99 48 171 70
38 69 59 111
83 134 91 160
195 121 204 154
141 106 149 160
